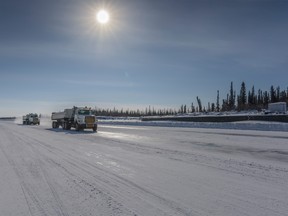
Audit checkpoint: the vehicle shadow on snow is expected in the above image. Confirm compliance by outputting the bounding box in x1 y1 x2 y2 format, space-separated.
46 128 97 135
17 124 40 126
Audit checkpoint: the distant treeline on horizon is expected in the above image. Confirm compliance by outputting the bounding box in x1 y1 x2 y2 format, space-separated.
0 117 16 120
93 81 288 117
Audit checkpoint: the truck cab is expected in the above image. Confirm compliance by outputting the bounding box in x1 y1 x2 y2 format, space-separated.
74 107 98 131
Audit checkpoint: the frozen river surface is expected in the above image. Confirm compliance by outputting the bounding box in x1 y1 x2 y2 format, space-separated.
0 121 288 216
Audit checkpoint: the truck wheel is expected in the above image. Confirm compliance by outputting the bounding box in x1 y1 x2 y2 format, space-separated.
93 125 97 132
52 122 59 129
75 123 80 131
64 122 69 130
66 124 71 130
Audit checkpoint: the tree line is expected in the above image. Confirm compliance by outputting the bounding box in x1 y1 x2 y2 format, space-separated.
94 81 288 117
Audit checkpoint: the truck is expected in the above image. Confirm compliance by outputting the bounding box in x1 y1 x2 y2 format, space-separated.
23 113 40 125
51 106 98 132
267 102 287 114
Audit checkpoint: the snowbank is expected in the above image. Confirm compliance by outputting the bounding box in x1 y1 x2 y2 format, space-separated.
98 117 288 132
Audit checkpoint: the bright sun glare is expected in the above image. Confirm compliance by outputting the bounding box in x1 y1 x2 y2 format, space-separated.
96 10 110 24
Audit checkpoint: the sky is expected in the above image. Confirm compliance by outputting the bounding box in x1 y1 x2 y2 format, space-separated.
0 0 288 116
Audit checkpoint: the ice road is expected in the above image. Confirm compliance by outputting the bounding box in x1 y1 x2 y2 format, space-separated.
0 121 288 216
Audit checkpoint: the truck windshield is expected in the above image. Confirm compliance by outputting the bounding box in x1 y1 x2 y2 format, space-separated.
78 110 90 115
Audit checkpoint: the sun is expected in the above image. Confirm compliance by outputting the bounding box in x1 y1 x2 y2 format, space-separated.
96 10 110 24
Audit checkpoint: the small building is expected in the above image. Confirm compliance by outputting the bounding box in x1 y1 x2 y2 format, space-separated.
268 102 287 113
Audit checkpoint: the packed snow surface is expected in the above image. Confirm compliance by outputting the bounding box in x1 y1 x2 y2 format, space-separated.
0 120 288 216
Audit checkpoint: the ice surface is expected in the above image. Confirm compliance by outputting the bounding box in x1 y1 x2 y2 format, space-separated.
1 120 288 215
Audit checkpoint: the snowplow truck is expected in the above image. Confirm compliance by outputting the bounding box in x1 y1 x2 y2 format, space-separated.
23 113 40 125
51 107 98 132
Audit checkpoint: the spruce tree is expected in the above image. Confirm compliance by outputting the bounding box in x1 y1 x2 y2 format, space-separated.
270 85 276 103
263 91 269 107
239 81 247 110
276 86 280 102
211 103 215 112
191 103 195 113
196 96 202 112
216 90 220 112
228 82 235 110
280 90 286 102
251 86 256 106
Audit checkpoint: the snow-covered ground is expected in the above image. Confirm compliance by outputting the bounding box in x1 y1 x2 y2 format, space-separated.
1 120 288 215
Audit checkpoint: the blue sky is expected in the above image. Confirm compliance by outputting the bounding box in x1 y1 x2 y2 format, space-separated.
1 0 288 116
